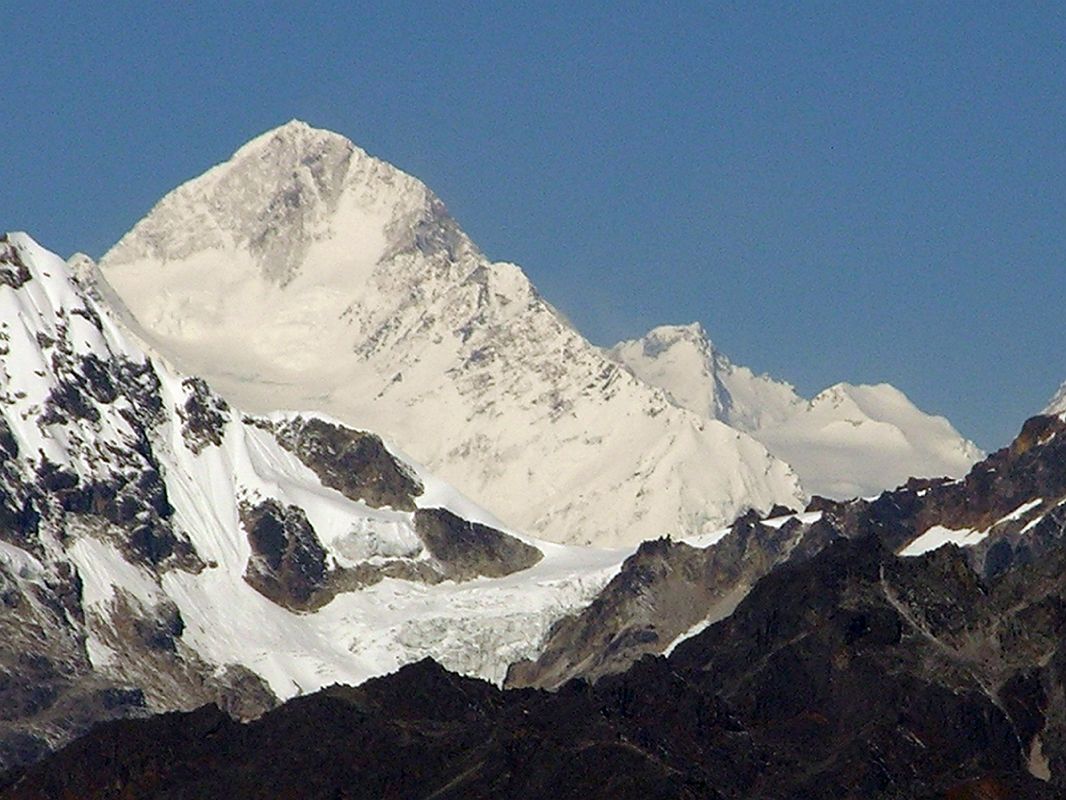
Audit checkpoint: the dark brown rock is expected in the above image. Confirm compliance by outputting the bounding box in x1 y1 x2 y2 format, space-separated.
272 416 424 511
414 507 542 580
179 377 229 453
0 238 31 290
240 499 329 610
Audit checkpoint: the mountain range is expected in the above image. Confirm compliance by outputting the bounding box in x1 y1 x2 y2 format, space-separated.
609 323 982 499
0 121 1060 795
7 407 1066 797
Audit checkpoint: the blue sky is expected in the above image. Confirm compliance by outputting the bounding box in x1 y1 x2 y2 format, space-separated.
4 2 1064 449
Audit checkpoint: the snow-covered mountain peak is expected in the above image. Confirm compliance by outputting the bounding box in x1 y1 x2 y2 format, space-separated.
66 252 96 282
608 324 801 431
104 121 465 288
810 382 927 419
99 126 806 546
611 325 983 500
235 118 344 154
639 323 713 354
608 323 726 421
93 118 981 540
1045 381 1066 417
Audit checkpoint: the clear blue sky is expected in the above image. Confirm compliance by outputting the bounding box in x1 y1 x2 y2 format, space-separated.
5 2 1064 450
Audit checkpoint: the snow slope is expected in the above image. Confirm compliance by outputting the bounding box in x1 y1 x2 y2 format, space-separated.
98 121 804 547
609 323 982 499
1046 381 1066 417
0 232 628 699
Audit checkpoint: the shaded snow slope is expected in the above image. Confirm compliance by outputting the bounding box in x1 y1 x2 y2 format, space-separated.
0 232 627 705
99 121 804 546
1046 381 1066 417
609 323 982 499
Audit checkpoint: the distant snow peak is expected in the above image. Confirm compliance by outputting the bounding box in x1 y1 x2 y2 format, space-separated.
639 323 712 358
104 120 458 289
608 323 728 422
611 325 983 500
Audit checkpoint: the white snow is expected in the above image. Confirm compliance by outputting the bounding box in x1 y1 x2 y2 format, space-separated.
899 525 988 557
998 498 1043 525
679 510 823 548
898 498 1051 557
161 540 626 695
610 324 983 499
761 510 824 529
1045 381 1066 417
0 540 44 582
663 618 714 656
68 536 162 607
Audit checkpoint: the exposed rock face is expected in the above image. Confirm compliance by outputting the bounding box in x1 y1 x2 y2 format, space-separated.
179 377 228 454
664 533 1066 796
270 415 423 511
508 514 808 689
414 507 542 580
0 554 147 771
237 500 545 612
241 500 328 610
0 237 31 289
16 534 1066 798
800 413 1066 581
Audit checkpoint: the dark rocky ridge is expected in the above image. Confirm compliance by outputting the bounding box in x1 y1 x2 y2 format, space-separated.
178 377 228 453
0 237 31 290
508 512 818 689
0 556 147 771
14 532 1066 798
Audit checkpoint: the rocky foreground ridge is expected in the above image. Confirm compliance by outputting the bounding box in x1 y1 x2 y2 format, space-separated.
4 395 1066 796
9 498 1066 798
